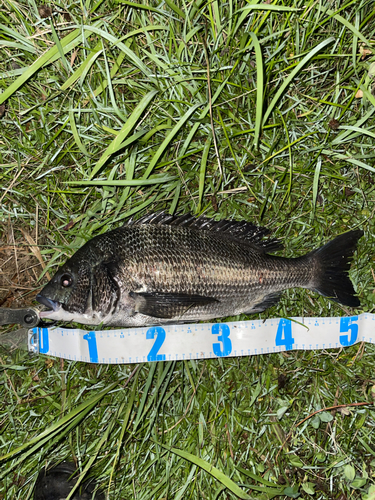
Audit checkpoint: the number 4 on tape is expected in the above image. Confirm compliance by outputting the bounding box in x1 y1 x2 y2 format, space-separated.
275 319 294 351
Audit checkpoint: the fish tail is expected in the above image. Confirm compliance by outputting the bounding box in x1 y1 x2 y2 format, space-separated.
310 229 363 307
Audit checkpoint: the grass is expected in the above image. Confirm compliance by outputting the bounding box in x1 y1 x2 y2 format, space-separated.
0 0 375 498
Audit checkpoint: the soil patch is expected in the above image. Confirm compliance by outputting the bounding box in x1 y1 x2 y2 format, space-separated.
0 221 45 308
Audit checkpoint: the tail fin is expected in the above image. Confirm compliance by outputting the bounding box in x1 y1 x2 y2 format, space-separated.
311 229 363 307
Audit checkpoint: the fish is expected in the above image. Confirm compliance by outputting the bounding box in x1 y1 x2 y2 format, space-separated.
36 213 363 327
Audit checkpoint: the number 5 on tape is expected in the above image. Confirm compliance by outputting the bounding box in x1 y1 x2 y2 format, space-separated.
339 316 358 347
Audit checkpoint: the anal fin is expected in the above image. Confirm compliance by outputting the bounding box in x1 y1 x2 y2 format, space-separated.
244 292 282 314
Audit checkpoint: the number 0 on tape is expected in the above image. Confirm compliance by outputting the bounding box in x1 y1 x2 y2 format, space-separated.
27 313 375 364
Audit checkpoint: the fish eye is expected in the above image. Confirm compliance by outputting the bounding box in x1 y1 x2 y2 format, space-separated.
61 273 73 288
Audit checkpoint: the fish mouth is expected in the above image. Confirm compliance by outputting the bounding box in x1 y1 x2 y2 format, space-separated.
36 294 61 317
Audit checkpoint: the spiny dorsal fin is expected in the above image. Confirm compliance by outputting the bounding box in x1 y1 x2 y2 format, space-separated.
126 212 282 252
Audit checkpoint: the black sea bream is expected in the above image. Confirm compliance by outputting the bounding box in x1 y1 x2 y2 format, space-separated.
36 213 363 326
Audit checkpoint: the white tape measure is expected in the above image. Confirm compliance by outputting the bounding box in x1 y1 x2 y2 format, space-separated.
27 313 375 364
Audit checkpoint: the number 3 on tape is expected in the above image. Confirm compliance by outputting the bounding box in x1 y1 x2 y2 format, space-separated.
212 323 232 357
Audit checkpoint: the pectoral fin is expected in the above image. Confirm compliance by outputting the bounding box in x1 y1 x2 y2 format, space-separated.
129 291 218 319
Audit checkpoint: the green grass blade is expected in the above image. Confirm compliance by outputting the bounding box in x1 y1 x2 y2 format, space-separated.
233 4 299 37
101 38 126 121
79 25 152 77
114 0 169 15
0 411 88 481
0 381 118 466
164 0 186 19
50 22 71 74
197 136 212 212
68 176 176 186
0 23 36 52
236 466 281 487
85 50 125 98
108 369 139 495
142 103 202 179
0 28 82 104
169 182 181 214
89 90 158 179
321 150 375 173
322 7 372 47
332 105 375 144
66 400 122 500
132 364 156 432
249 31 264 148
61 41 102 90
153 442 253 500
262 37 335 126
312 156 322 215
334 125 375 142
69 110 90 156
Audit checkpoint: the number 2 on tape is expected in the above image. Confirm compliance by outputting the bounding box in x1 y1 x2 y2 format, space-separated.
147 327 166 361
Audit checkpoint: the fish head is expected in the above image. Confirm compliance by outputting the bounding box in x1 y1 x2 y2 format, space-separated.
36 251 119 325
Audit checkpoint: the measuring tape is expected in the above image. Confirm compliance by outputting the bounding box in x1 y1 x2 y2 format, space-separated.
27 313 375 364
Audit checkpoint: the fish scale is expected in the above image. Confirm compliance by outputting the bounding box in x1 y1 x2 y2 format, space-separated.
36 214 363 327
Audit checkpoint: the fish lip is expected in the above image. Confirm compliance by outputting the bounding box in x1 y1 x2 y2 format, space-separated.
36 294 61 316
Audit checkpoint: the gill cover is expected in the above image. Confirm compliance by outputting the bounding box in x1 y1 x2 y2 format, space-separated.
37 260 119 317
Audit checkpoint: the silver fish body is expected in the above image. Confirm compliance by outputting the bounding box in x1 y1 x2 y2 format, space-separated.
36 213 363 326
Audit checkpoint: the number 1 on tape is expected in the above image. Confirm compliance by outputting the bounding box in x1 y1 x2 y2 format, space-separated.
83 332 98 363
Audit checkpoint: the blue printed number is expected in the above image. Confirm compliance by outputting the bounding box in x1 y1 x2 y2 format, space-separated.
275 319 294 351
212 323 232 357
339 316 358 347
146 327 166 361
39 328 49 354
83 332 99 363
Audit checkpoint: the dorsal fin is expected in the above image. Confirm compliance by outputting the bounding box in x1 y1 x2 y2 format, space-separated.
126 212 282 253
